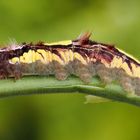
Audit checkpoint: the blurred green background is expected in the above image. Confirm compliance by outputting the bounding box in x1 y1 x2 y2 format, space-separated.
0 0 140 140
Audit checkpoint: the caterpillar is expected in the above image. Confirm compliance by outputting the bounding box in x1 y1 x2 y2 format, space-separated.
0 32 140 95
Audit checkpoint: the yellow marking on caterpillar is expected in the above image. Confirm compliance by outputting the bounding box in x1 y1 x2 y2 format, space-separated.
59 50 74 63
22 52 29 63
136 67 140 77
74 52 87 65
45 40 72 46
37 49 49 64
52 53 64 65
121 62 132 76
91 58 96 62
116 49 140 77
110 55 140 77
10 57 19 64
101 59 110 68
59 51 69 64
20 56 26 63
110 56 133 76
116 58 123 68
111 56 123 68
32 50 36 62
15 50 36 64
59 51 67 63
69 50 74 61
23 50 33 63
47 51 52 62
66 50 73 62
35 52 46 63
64 51 70 63
131 63 140 77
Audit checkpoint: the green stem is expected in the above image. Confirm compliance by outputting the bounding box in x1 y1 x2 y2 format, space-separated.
0 76 140 107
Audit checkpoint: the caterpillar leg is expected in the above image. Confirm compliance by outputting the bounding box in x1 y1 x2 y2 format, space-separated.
118 69 135 95
73 60 92 83
96 63 114 84
0 69 8 79
53 61 69 80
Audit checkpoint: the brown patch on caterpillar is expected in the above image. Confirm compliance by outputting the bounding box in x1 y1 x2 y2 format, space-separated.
53 61 69 80
0 60 22 79
95 63 115 83
133 78 140 95
51 48 70 80
34 61 49 75
117 69 135 94
94 62 136 94
73 59 92 83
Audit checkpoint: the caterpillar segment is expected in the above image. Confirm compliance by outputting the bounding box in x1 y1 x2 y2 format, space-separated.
0 33 140 95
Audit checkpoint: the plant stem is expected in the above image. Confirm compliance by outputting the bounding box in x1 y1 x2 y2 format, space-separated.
0 76 140 107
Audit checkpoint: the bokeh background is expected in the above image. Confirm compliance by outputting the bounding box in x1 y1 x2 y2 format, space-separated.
0 0 140 140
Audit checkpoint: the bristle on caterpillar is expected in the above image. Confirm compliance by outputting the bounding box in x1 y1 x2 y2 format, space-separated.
0 33 140 95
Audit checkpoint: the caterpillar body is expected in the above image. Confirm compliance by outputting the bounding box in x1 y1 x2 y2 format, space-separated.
0 32 140 95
